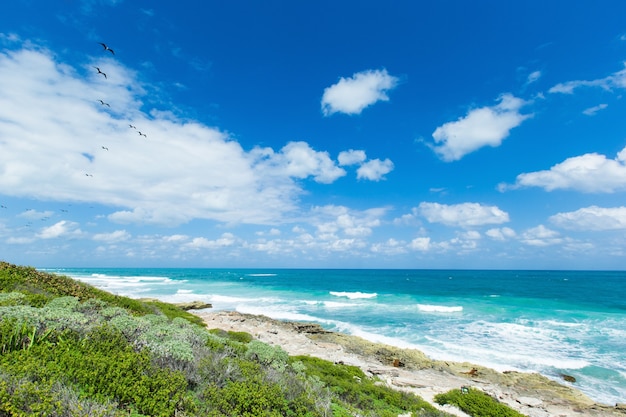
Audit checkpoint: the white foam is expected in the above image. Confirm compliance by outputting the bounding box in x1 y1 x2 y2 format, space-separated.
209 294 255 303
236 306 322 323
330 291 377 299
417 304 463 313
246 273 277 277
323 301 358 308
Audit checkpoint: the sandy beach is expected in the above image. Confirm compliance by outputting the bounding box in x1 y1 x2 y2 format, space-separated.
195 310 626 417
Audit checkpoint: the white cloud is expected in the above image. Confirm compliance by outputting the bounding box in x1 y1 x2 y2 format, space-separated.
187 233 237 249
274 141 346 183
526 70 541 84
356 158 394 181
0 45 396 227
549 63 626 94
321 69 399 116
370 238 407 255
520 225 562 246
485 227 516 241
37 221 83 239
502 146 626 193
338 149 367 166
418 202 509 228
410 237 431 251
92 230 131 242
430 94 532 161
582 103 608 116
312 205 385 238
550 206 626 231
19 209 53 220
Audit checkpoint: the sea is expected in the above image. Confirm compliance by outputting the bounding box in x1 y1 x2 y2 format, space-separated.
42 268 626 405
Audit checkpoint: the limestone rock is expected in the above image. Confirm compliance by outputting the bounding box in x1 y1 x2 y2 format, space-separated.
175 300 212 310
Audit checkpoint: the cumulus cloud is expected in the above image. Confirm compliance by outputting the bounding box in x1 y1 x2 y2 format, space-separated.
338 149 367 166
370 238 407 255
337 150 394 180
520 225 562 246
410 237 431 251
417 202 509 228
549 63 626 94
550 206 626 231
356 158 394 181
501 146 626 193
321 69 399 116
186 233 237 249
0 44 392 227
311 205 386 238
582 103 608 116
92 230 131 242
253 141 347 184
37 221 83 239
485 227 516 241
430 94 532 161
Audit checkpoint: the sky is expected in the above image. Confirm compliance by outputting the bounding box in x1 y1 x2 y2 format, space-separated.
1 1 626 269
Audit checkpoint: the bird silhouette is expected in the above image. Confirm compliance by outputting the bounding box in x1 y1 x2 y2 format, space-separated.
101 146 109 151
85 173 93 177
129 124 136 129
138 131 147 137
98 42 115 55
93 66 107 79
98 100 110 107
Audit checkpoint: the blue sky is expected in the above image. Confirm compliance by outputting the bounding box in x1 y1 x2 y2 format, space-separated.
1 1 626 269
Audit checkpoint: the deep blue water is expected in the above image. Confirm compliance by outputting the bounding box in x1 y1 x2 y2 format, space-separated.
44 268 626 405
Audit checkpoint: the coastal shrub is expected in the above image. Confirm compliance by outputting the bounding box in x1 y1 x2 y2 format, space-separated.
0 262 155 316
143 299 207 327
245 340 290 369
292 355 442 417
434 387 526 417
199 358 320 417
208 329 254 344
0 324 188 417
0 371 119 417
0 292 26 307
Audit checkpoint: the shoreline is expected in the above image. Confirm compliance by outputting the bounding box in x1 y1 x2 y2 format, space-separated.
195 310 625 417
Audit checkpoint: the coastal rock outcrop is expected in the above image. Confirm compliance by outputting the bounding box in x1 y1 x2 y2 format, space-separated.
175 300 213 310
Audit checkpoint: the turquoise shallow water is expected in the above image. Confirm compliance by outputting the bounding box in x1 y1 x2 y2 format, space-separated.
44 268 626 405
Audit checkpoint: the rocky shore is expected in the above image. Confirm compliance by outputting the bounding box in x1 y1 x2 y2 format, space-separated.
195 310 626 417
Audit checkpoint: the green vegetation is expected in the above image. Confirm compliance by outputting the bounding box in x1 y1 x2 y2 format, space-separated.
0 261 525 417
292 355 442 416
434 387 527 417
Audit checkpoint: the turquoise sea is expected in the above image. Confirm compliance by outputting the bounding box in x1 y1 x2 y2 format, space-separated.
43 268 626 405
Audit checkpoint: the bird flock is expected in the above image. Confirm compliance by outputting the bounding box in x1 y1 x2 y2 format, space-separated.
0 41 148 219
89 41 148 177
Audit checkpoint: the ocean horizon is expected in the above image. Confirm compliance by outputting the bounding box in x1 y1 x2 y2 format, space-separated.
43 267 626 405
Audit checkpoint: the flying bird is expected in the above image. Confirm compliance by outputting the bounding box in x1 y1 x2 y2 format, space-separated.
129 124 136 129
98 100 110 107
85 173 93 177
101 146 109 151
98 42 115 55
93 66 107 79
138 131 147 137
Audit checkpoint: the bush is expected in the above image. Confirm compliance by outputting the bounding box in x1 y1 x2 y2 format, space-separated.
434 387 527 417
0 324 188 417
292 355 443 417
